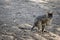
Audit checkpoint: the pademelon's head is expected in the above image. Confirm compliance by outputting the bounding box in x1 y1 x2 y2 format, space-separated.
47 11 53 18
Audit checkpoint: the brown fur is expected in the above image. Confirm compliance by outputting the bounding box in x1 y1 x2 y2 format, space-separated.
31 12 53 32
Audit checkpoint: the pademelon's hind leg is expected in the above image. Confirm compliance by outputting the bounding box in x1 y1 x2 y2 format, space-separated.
31 21 38 31
31 25 35 31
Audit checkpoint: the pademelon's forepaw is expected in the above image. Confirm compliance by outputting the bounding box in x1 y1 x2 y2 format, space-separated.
43 30 49 33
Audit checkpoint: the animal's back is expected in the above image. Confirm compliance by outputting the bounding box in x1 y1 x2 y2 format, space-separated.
35 15 48 23
36 15 47 21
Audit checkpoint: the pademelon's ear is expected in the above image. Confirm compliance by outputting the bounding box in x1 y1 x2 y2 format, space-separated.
47 11 53 14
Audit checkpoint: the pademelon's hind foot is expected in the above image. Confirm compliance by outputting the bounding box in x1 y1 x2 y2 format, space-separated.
31 25 35 31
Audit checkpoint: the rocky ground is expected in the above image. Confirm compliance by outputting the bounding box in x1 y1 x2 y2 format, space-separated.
0 0 60 40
